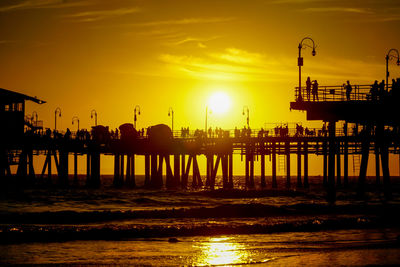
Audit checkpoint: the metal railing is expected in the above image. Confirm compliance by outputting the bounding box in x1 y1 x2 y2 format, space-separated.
295 84 393 102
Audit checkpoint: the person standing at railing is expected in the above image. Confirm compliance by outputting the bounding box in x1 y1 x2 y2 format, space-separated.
345 80 352 101
306 77 312 101
312 80 319 101
370 80 379 101
378 80 385 101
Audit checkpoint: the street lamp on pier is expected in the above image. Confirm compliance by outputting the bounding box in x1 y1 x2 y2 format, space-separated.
168 107 174 133
72 116 80 131
55 107 61 131
385 48 400 91
205 106 212 134
242 106 250 128
134 105 141 129
90 109 97 126
298 37 317 101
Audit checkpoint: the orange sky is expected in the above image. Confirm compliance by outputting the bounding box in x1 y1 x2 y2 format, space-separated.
1 0 400 175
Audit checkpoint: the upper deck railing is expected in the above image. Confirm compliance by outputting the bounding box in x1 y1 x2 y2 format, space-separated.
294 84 394 102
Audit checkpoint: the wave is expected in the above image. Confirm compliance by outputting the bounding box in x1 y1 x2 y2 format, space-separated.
1 202 399 224
1 215 399 244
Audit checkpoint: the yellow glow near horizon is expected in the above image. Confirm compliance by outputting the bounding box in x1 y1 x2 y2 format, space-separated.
208 91 231 115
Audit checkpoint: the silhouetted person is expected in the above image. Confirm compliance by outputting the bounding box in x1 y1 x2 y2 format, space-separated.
378 80 385 100
370 80 378 101
345 80 352 101
306 77 311 101
312 80 319 101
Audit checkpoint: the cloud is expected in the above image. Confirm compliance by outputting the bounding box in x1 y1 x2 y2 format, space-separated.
302 7 372 14
63 7 141 22
159 48 295 81
133 17 234 27
0 0 90 12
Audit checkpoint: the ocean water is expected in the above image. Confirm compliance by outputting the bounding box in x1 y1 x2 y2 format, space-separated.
1 175 400 265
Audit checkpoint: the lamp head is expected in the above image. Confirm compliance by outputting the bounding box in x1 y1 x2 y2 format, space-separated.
168 111 170 116
312 49 316 56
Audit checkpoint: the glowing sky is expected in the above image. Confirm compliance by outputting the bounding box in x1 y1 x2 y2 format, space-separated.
1 0 399 131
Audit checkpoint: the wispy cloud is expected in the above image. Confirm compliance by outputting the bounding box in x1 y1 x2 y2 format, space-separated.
159 48 294 81
302 7 372 14
0 0 90 12
63 7 141 22
133 17 234 27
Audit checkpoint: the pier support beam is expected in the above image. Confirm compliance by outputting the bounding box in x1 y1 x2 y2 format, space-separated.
336 142 341 187
375 141 380 186
228 153 233 188
358 125 371 196
286 141 291 188
323 140 328 187
327 121 336 202
272 142 277 188
297 141 302 187
260 152 266 188
144 154 150 187
174 154 180 188
73 152 78 185
303 141 309 188
343 123 349 187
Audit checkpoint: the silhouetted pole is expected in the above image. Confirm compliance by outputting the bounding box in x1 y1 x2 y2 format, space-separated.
385 48 400 91
32 111 38 127
72 116 79 131
91 109 97 126
168 107 174 133
205 106 211 133
54 107 61 131
134 105 141 129
242 106 249 128
298 37 316 101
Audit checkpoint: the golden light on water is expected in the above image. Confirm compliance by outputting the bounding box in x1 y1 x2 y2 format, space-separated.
208 91 232 115
194 237 248 266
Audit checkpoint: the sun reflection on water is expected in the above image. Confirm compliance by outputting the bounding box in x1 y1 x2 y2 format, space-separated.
194 237 249 266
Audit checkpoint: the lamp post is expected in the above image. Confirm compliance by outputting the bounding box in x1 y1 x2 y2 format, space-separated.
55 107 61 131
72 116 80 131
32 111 38 127
168 107 174 133
385 48 400 91
90 109 97 126
298 37 317 101
205 106 212 134
134 105 141 129
242 106 250 128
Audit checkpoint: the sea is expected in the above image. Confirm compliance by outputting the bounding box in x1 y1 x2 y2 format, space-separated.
1 175 400 266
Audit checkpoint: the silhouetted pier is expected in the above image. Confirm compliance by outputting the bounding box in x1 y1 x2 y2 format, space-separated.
1 85 400 200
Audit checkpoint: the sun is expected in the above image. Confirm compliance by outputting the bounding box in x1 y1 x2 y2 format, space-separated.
208 91 231 114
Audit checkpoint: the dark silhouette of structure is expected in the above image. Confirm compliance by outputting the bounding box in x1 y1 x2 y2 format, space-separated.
1 81 400 202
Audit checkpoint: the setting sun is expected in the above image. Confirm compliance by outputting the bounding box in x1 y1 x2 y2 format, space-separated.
208 91 232 114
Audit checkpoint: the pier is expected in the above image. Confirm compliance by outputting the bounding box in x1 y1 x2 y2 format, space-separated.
1 85 400 200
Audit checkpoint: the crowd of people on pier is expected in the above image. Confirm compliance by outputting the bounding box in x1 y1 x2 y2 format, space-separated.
301 77 400 102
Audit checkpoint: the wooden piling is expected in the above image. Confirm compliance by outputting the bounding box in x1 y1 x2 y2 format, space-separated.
328 121 336 201
303 141 309 188
336 142 341 187
272 142 277 188
297 141 302 187
286 141 290 188
228 153 233 188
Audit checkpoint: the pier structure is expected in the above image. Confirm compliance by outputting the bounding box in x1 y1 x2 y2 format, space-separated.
291 83 400 199
1 87 400 198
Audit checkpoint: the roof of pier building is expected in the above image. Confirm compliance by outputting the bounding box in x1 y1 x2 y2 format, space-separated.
0 88 46 105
